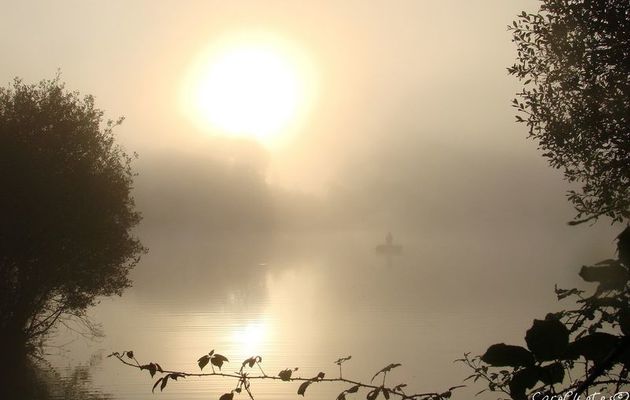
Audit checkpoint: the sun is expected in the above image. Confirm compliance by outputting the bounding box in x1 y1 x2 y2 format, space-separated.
182 34 315 146
197 47 299 138
231 321 269 356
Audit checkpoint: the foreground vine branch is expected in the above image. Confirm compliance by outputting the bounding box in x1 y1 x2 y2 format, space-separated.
110 351 463 400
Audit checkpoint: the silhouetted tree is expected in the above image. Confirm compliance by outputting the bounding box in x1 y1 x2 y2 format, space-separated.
0 77 144 360
508 0 630 224
465 1 630 398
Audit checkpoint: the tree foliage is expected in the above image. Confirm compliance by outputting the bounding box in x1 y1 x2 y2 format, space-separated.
464 227 630 399
508 0 630 224
461 2 630 398
0 77 145 356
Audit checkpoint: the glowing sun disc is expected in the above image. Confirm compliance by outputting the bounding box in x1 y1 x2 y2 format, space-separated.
182 34 314 145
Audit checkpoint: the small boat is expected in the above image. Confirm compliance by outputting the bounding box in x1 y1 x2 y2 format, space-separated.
375 232 403 255
375 244 403 255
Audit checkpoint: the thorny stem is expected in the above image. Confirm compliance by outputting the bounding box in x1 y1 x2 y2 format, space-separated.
244 384 255 400
460 355 511 397
256 362 266 377
111 353 459 400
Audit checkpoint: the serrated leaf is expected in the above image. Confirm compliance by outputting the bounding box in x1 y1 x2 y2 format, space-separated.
298 381 311 396
335 356 352 365
481 343 535 367
211 354 229 370
579 265 629 290
198 355 210 370
152 378 163 394
219 393 234 400
393 384 407 391
279 369 293 381
538 362 564 385
347 385 360 393
367 387 381 400
371 363 401 382
509 367 539 400
566 332 619 363
525 318 569 361
168 373 184 381
160 375 169 391
242 357 256 368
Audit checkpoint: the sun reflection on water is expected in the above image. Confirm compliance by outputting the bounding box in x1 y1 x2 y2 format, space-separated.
231 320 270 356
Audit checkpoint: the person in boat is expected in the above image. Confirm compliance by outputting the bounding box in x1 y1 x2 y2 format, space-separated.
376 232 402 256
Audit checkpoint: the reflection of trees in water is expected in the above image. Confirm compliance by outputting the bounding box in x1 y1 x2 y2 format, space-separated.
5 352 111 400
129 232 276 312
136 149 274 234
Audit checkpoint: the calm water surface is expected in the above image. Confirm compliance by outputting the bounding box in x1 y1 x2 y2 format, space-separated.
45 228 612 399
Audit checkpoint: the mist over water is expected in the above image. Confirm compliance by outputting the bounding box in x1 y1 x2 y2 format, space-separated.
44 109 620 400
44 202 618 399
2 0 624 398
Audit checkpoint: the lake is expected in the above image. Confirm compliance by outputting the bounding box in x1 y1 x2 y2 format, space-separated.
44 226 615 400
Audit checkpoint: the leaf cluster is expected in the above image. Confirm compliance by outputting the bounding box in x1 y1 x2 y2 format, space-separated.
508 1 630 224
464 227 630 399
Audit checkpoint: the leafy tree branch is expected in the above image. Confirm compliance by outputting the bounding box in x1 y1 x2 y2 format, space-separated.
507 0 630 224
464 227 630 400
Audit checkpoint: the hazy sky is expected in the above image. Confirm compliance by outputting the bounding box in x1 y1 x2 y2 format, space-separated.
0 2 532 170
0 0 614 236
5 4 624 398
